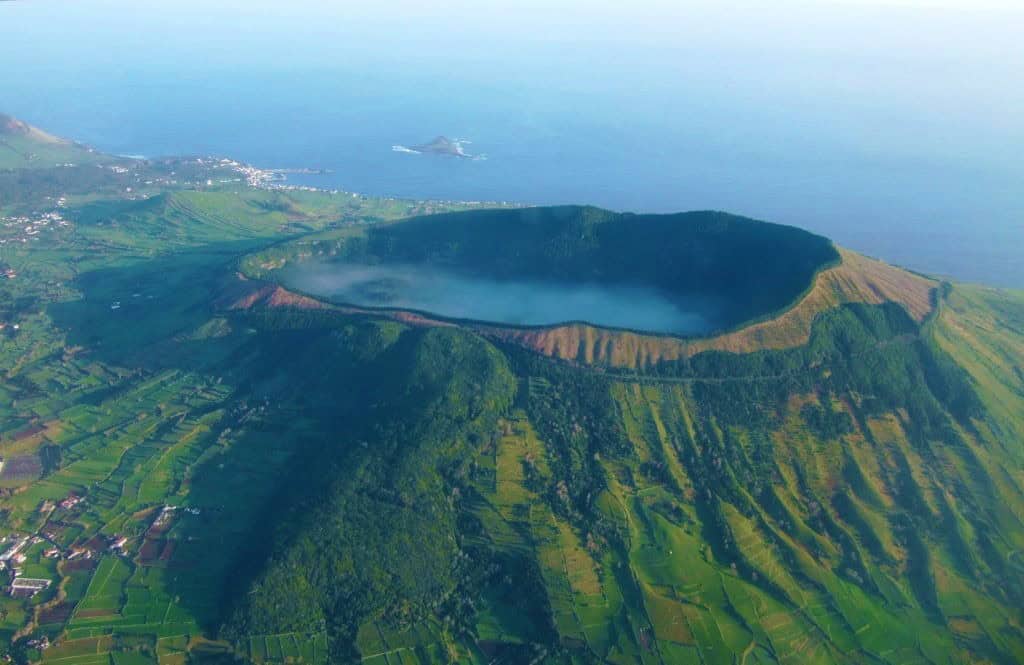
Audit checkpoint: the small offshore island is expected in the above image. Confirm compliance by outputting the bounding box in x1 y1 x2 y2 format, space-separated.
2 113 1024 665
392 135 474 158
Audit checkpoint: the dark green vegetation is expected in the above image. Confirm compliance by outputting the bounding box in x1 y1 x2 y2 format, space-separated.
1 116 1022 664
244 206 840 333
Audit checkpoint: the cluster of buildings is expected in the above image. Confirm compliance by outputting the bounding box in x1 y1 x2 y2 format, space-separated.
231 160 280 188
1 524 135 599
222 157 341 193
23 636 49 651
143 504 197 537
149 505 177 532
0 210 70 245
0 493 100 598
58 494 84 511
0 535 52 598
63 536 123 563
0 535 31 566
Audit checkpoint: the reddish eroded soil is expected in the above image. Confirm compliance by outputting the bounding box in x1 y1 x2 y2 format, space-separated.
475 248 937 368
12 424 45 441
228 247 937 370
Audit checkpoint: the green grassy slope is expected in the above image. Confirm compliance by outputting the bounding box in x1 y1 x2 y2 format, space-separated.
208 272 1020 664
0 114 108 170
0 137 498 663
0 119 1021 665
216 292 1024 664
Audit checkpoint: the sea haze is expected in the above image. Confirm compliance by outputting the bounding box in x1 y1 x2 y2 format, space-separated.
1 0 1021 287
280 262 719 335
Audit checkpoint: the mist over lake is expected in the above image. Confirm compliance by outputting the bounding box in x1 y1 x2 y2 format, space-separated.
281 262 719 335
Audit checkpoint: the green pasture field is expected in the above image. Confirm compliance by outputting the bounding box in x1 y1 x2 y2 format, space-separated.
0 121 1022 664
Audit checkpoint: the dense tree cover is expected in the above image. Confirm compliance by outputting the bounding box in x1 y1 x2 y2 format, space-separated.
800 403 854 440
511 351 629 520
214 294 1023 663
220 324 516 660
7 117 1016 662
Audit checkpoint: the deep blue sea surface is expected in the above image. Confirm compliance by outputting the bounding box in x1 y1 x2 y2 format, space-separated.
2 1 1021 287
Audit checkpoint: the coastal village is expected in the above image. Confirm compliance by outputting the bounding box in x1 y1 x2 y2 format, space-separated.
0 158 337 251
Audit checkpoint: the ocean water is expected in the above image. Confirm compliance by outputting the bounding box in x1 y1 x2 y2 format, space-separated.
279 262 719 335
1 0 1021 287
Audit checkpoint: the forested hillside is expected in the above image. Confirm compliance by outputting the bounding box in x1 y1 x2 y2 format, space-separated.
215 287 1023 664
1 117 1021 664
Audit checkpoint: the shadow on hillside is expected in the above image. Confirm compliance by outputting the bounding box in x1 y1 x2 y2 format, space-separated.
47 240 263 371
45 246 391 644
43 247 1019 663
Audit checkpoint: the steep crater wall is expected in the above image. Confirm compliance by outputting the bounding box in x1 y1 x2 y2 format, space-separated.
267 206 841 336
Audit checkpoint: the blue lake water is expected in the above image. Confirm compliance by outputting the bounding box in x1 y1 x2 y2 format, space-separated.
1 1 1021 287
280 262 719 335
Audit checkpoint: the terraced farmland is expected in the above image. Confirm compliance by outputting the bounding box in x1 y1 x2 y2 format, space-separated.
1 118 1021 664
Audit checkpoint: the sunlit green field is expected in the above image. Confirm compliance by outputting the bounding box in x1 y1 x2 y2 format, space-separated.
1 123 1022 665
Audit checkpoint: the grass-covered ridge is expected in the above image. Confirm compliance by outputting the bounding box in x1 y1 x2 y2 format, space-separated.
0 114 108 170
241 212 936 369
1 115 1021 664
247 205 840 334
215 290 1024 664
483 247 938 368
